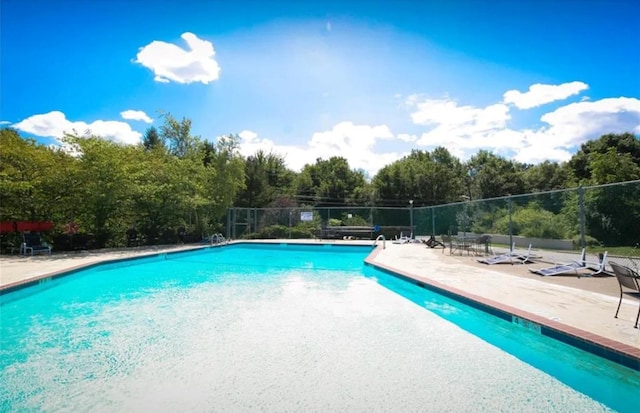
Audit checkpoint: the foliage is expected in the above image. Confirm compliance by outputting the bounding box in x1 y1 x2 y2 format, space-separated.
492 204 570 239
568 132 640 183
244 224 313 239
341 214 369 226
142 126 164 151
294 157 367 206
465 150 526 199
236 150 294 208
373 148 464 206
3 125 639 249
0 114 245 249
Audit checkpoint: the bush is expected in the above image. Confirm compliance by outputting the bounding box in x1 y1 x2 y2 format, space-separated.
244 224 314 239
493 205 570 239
572 235 601 248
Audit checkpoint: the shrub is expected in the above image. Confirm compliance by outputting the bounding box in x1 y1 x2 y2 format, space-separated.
244 224 313 239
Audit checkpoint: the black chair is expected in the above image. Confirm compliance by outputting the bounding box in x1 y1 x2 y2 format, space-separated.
474 235 492 256
609 261 640 328
126 228 140 247
22 232 52 256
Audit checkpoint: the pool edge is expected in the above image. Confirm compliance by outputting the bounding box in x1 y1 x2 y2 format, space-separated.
0 244 214 295
364 246 640 372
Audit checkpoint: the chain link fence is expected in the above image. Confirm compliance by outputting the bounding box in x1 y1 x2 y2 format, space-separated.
228 180 640 265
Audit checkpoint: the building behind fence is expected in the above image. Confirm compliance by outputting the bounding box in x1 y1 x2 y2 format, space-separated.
228 180 640 253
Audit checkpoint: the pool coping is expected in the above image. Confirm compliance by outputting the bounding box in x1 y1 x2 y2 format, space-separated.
364 245 640 372
0 244 213 295
0 241 372 295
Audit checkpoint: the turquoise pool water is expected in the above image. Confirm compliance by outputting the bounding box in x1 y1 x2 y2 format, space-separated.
1 244 638 412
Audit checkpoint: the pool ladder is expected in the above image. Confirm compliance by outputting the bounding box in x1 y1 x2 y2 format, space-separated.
373 234 386 249
210 233 228 245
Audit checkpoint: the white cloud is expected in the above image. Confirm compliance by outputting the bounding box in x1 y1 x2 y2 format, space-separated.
503 81 588 109
513 97 640 164
406 91 640 165
409 96 510 131
397 133 417 143
237 122 403 177
0 120 10 125
135 32 221 84
237 93 639 175
121 110 153 123
407 96 512 159
540 97 640 142
13 111 142 145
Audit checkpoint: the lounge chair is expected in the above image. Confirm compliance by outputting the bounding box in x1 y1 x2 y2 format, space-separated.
608 261 640 328
529 249 608 278
392 232 412 244
478 244 534 265
420 235 446 249
21 232 52 256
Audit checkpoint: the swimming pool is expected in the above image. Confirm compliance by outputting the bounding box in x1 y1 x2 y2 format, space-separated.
1 243 638 412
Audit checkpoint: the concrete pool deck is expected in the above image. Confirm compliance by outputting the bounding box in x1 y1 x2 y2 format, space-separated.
1 240 639 366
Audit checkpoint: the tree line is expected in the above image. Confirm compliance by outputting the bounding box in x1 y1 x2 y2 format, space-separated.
1 114 639 249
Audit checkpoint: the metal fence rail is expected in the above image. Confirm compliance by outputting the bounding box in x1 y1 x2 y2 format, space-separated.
227 180 640 260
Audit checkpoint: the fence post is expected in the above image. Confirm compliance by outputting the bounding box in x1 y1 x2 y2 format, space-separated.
578 186 586 249
230 208 236 240
508 196 513 251
409 200 414 238
252 208 255 233
431 206 435 236
288 209 292 239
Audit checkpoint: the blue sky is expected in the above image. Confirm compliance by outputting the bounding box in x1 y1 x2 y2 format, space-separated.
2 0 639 177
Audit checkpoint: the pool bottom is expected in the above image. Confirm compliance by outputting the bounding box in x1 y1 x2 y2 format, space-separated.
1 266 618 412
364 250 640 373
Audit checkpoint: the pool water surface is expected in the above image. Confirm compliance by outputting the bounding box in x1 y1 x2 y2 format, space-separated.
1 244 638 412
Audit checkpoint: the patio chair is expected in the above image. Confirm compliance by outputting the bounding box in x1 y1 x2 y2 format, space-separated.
21 232 52 256
450 235 474 255
473 234 493 256
126 228 140 247
528 249 608 278
477 244 534 265
420 235 446 249
608 261 640 328
392 232 412 244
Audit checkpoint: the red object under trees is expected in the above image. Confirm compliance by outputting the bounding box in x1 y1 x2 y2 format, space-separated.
0 221 53 233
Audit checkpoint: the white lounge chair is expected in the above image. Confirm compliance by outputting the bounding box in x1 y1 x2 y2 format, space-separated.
529 249 608 278
477 244 534 265
392 232 412 244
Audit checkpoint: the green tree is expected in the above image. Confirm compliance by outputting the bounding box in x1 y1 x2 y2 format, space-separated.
159 113 199 158
373 148 464 206
142 126 164 151
236 150 295 208
63 134 137 247
568 132 640 183
465 151 526 199
294 157 366 206
0 128 74 224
